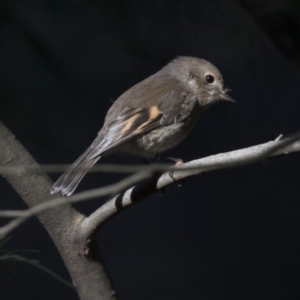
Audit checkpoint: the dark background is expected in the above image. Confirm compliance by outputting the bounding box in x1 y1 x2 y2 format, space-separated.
1 0 300 299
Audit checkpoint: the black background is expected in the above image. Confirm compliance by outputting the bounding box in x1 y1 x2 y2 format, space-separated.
1 0 300 299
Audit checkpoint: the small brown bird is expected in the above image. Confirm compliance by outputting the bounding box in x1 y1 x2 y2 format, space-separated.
51 56 233 196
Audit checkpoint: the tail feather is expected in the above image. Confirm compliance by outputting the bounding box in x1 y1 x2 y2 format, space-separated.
51 147 101 196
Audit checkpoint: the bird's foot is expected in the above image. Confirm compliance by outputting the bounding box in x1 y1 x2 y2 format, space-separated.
164 156 184 166
165 156 185 187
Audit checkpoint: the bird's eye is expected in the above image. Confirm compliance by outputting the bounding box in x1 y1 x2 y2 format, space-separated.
206 75 214 84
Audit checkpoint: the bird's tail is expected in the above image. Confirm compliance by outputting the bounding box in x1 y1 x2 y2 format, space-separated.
51 147 101 196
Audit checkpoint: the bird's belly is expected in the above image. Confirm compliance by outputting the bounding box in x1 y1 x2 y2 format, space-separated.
123 121 195 157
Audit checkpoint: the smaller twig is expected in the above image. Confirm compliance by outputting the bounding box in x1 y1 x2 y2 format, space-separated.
0 171 153 240
0 163 172 175
275 134 283 141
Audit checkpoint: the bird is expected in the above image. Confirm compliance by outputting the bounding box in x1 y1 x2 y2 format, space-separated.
51 56 233 196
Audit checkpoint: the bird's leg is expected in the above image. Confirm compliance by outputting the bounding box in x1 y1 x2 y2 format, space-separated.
164 156 184 165
163 156 185 187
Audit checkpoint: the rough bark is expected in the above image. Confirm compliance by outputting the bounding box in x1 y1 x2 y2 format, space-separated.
0 121 115 300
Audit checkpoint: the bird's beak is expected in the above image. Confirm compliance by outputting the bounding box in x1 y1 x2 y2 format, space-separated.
221 88 235 103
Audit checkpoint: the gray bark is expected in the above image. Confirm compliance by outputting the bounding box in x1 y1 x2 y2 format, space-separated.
0 120 116 300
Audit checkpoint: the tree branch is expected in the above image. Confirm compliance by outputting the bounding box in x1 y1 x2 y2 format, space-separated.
0 120 116 300
80 132 300 237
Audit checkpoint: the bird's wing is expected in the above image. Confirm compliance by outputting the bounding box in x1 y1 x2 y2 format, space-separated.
88 79 197 158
